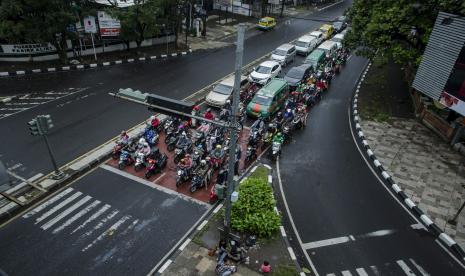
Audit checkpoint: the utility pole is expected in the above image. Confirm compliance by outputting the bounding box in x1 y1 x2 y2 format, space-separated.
223 23 246 240
28 115 64 180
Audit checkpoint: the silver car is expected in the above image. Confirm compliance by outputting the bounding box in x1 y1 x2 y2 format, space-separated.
205 75 248 107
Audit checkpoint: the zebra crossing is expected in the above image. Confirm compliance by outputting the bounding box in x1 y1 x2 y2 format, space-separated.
326 258 430 276
22 187 140 252
0 88 87 119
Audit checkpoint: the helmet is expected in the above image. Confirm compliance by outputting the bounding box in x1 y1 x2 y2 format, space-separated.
269 123 273 128
277 112 282 116
287 108 291 113
150 115 155 120
206 156 211 161
182 131 186 136
143 142 149 147
226 100 231 104
121 130 127 135
207 108 211 112
139 138 146 144
201 160 207 165
216 144 222 149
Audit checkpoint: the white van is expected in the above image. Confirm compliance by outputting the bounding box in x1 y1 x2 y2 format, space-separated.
317 41 338 58
330 33 345 49
205 75 248 107
294 35 318 56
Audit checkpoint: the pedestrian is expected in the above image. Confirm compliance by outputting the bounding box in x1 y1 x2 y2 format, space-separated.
259 261 271 274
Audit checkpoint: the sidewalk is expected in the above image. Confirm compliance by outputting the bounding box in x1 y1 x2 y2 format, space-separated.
358 60 465 249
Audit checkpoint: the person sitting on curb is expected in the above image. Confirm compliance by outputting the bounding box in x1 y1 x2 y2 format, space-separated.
259 261 271 274
215 259 237 276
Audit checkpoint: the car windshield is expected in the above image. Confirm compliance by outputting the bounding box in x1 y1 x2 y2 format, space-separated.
273 49 287 56
259 19 269 24
256 65 272 74
333 22 343 28
295 41 308 47
286 68 304 79
252 95 272 105
213 84 232 95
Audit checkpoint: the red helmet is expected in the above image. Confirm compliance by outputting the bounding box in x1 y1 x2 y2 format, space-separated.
193 105 200 111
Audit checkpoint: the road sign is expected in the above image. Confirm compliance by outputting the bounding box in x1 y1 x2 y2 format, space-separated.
84 16 97 34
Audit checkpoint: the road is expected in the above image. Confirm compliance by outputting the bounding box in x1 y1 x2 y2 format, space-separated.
0 167 208 275
0 1 353 181
277 54 465 275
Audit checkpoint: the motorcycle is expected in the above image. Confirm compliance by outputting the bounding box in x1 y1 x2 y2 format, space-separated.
190 169 213 193
112 142 126 160
118 150 134 170
247 129 261 147
144 149 168 179
245 145 257 164
192 130 206 147
144 128 159 146
282 125 291 144
134 151 148 171
261 129 274 150
210 150 226 170
174 139 192 164
166 134 179 152
271 141 282 161
175 166 191 187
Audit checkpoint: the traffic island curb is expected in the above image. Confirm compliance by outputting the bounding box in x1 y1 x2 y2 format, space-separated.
350 62 465 265
0 48 192 78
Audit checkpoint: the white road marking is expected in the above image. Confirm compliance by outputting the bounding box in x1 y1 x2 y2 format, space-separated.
396 260 416 276
360 229 396 238
213 203 223 214
70 204 111 234
341 270 352 276
53 200 101 234
41 195 92 230
326 274 336 276
158 259 172 273
370 266 380 275
179 238 191 251
23 188 74 218
82 215 131 252
356 267 369 276
197 220 208 231
4 102 41 105
35 192 82 224
302 236 350 250
0 107 27 111
349 235 355 241
287 247 296 260
80 209 119 238
409 259 429 276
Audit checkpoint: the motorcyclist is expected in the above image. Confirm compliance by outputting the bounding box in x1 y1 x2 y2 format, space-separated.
283 108 294 122
220 106 231 121
223 99 232 112
118 131 129 145
177 131 191 149
137 137 147 149
139 142 151 157
273 132 284 145
204 108 215 121
178 157 192 171
195 159 210 176
211 144 224 159
149 115 160 130
183 154 193 169
191 105 200 127
266 123 277 136
250 116 265 134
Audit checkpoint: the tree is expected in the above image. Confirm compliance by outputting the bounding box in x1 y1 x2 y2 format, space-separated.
0 0 79 63
108 0 162 50
345 0 465 79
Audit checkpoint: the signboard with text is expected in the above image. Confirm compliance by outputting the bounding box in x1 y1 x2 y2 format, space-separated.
84 16 97 34
98 11 121 37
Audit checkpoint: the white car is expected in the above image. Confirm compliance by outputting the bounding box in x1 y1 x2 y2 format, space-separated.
205 75 248 107
308 31 324 45
331 33 345 49
248 60 282 85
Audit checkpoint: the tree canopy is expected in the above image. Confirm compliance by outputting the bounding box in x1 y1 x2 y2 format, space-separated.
345 0 465 70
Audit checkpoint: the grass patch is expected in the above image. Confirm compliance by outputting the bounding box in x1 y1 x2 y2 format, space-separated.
273 264 299 276
192 221 211 246
249 166 269 181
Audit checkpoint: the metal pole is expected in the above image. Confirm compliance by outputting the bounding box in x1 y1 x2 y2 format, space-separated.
42 134 64 179
223 23 246 240
448 200 465 226
91 33 97 61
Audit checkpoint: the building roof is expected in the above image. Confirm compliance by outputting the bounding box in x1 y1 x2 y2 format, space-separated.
412 12 465 100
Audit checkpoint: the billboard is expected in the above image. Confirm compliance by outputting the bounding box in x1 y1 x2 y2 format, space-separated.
98 11 121 37
439 44 465 116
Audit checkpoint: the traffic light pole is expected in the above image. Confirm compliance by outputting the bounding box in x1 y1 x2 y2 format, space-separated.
42 134 63 180
223 23 246 241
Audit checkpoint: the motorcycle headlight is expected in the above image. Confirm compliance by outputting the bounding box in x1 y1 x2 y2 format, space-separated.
177 170 182 176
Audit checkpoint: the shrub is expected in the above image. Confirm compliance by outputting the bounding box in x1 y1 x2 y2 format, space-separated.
230 168 281 238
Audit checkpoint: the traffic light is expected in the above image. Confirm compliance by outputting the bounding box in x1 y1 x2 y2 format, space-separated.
28 118 41 136
40 115 54 132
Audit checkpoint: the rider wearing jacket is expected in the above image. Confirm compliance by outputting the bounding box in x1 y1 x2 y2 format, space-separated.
204 108 215 121
273 132 284 144
211 144 224 159
118 131 129 145
283 108 294 122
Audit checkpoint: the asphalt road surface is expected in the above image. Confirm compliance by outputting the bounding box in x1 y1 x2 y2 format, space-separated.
277 55 465 275
0 167 208 275
0 1 352 180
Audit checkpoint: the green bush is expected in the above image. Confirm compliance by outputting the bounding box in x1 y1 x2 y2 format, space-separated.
230 168 281 238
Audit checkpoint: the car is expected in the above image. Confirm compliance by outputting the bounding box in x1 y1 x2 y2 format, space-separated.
248 60 282 85
205 75 248 107
308 31 324 45
257 17 276 30
294 35 318 56
246 78 289 118
332 21 346 33
330 33 345 49
271 44 296 66
319 24 334 39
304 49 326 71
284 64 313 88
337 15 347 23
318 40 338 58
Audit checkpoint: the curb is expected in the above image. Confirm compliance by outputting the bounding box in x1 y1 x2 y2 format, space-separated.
0 48 192 77
350 62 465 265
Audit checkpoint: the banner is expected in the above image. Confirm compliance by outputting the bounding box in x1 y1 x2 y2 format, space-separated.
440 44 465 116
84 16 97 34
98 11 121 37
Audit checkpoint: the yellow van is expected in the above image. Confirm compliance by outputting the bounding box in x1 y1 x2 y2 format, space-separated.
319 24 334 39
258 17 276 31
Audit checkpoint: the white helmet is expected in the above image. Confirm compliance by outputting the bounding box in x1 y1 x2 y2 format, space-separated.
182 131 186 136
226 100 231 104
150 115 155 120
139 138 146 144
143 142 149 147
201 160 206 165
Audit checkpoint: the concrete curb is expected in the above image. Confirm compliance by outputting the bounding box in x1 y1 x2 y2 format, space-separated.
0 48 192 77
350 62 465 265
